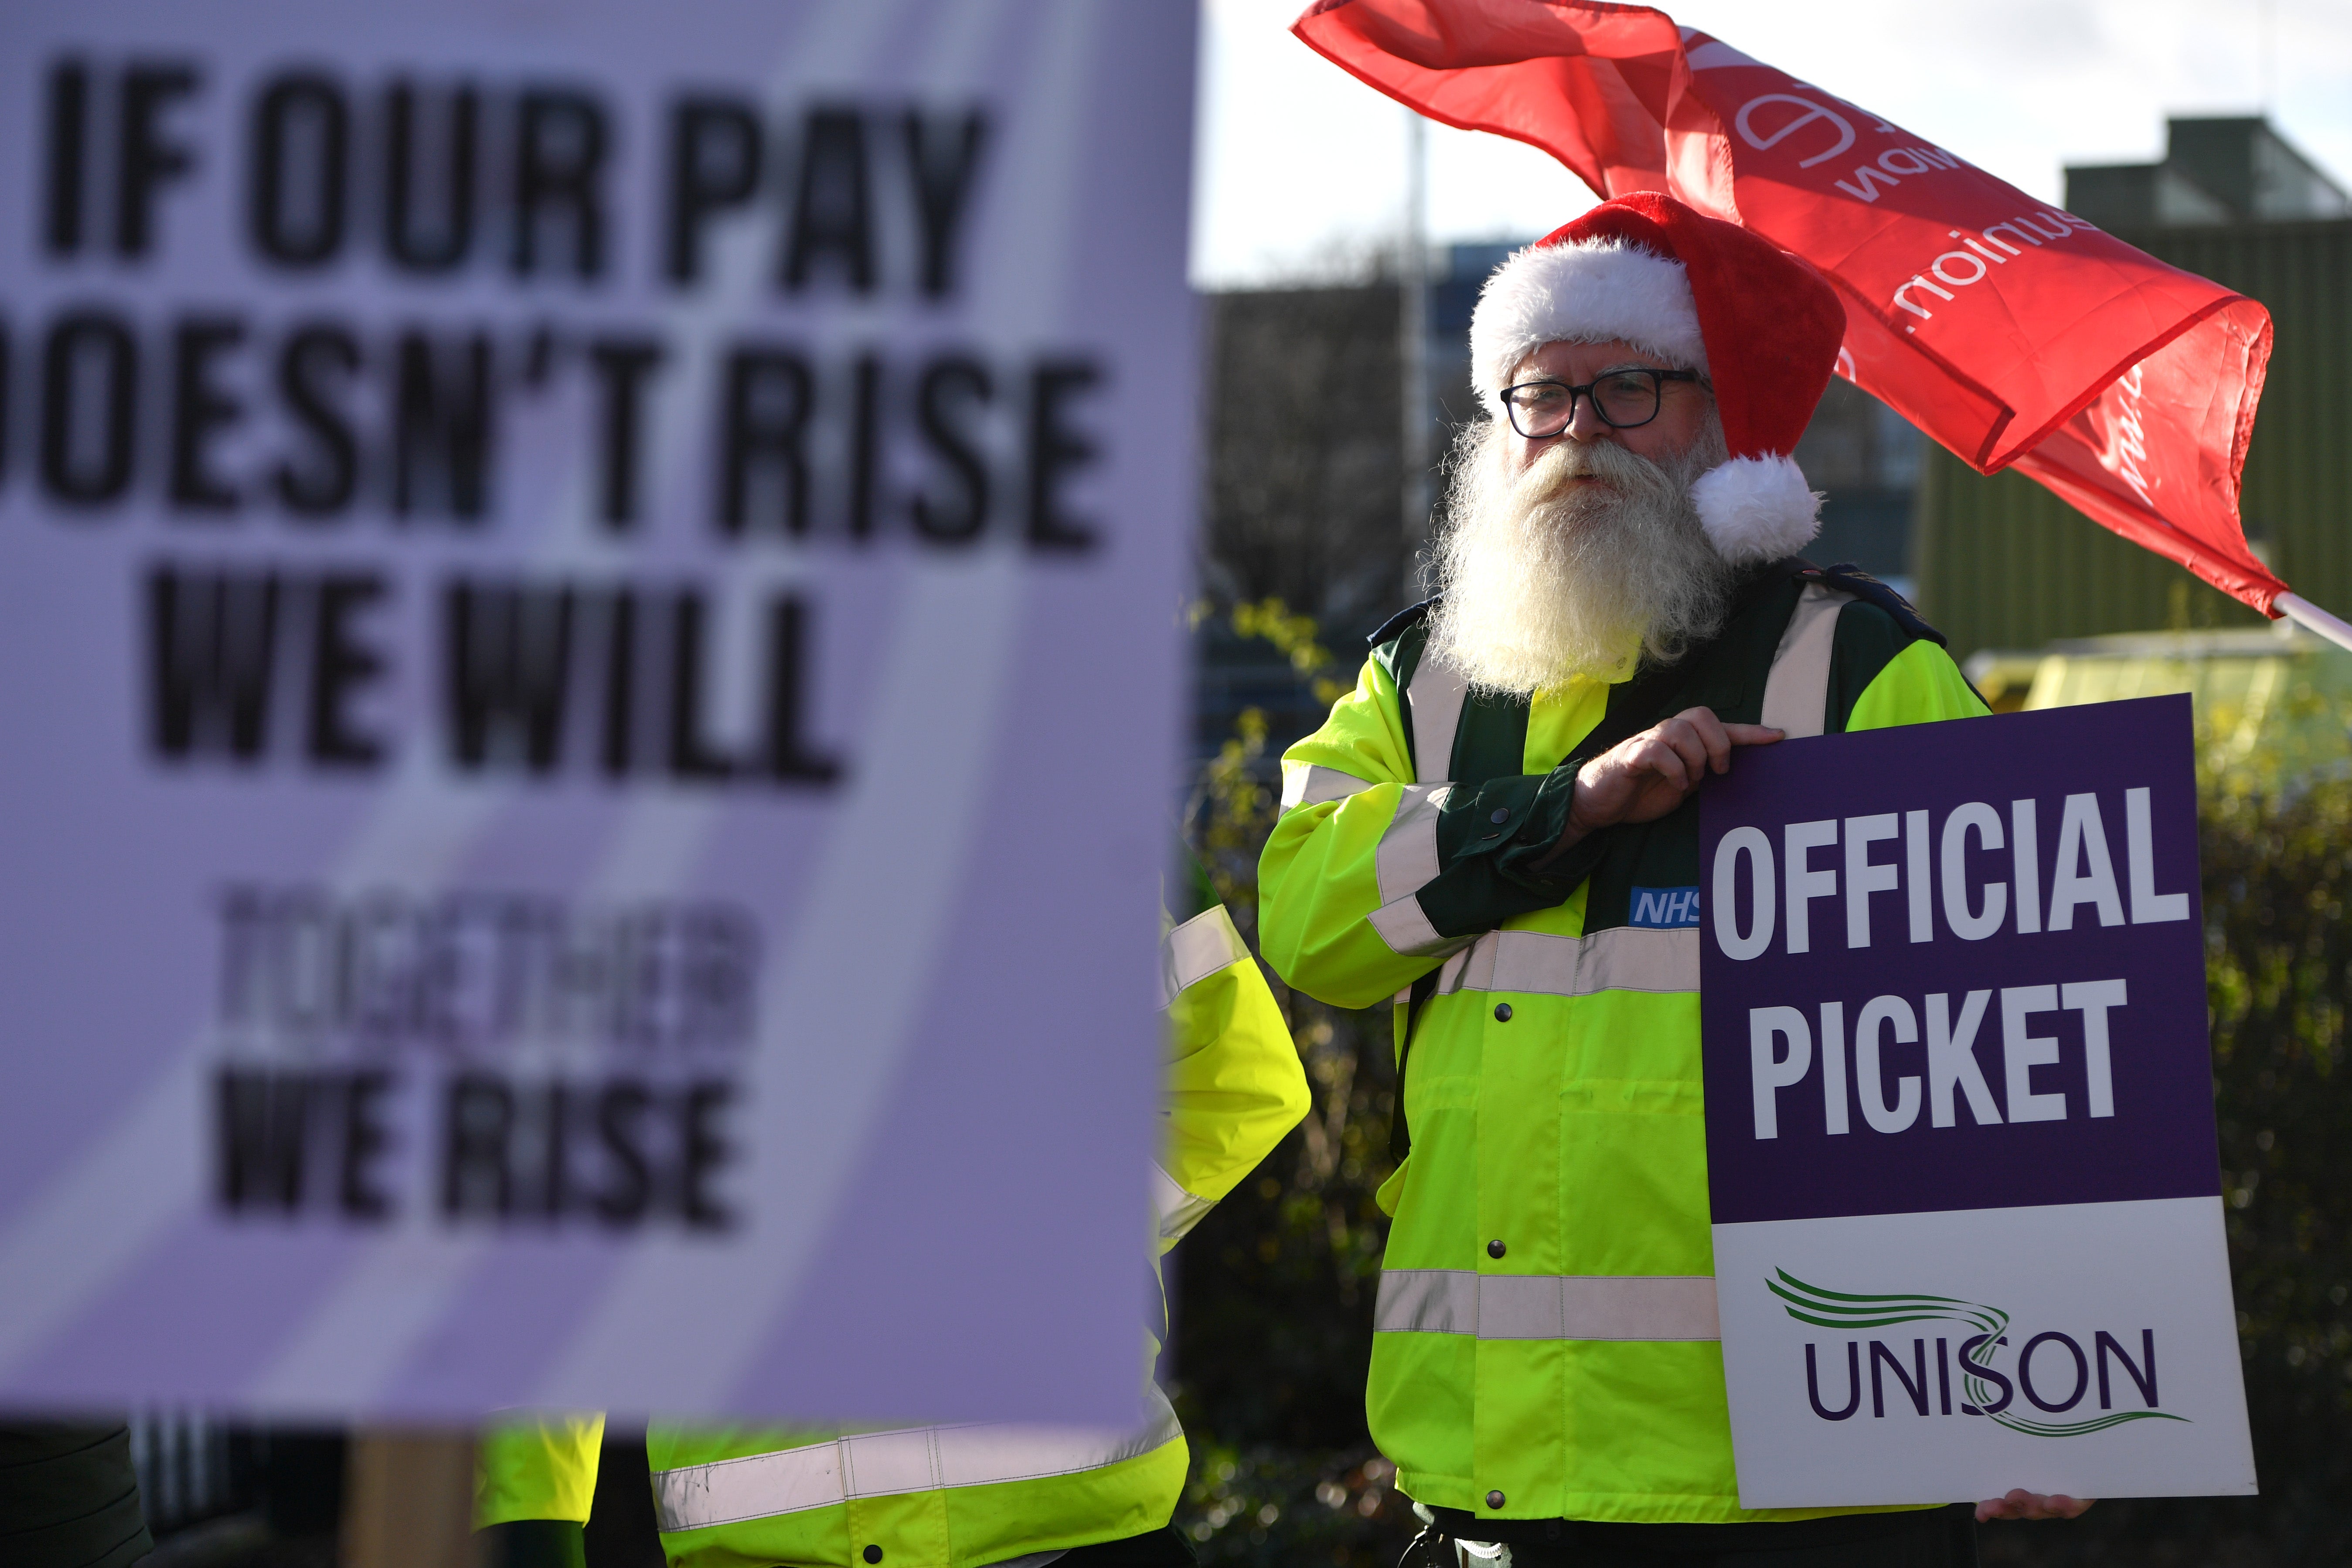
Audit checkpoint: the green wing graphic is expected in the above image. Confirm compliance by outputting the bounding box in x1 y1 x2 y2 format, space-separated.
1767 1269 2007 1337
1769 1269 2187 1437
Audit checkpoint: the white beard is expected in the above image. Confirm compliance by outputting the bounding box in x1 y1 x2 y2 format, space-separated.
1424 416 1735 696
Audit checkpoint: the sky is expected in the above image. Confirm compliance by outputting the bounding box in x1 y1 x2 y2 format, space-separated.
1190 0 2352 287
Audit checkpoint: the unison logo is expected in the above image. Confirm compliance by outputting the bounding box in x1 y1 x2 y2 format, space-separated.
1770 1270 2187 1436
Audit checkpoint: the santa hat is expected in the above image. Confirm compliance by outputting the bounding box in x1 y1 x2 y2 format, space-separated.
1469 192 1847 565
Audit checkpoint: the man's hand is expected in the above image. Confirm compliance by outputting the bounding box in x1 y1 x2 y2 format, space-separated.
1552 706 1781 854
1975 1490 2094 1522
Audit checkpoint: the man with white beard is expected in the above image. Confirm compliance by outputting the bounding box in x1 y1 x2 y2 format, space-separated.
1259 194 2076 1565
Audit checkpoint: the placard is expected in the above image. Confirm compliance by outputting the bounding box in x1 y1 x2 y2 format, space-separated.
0 0 1194 1426
1700 696 2256 1505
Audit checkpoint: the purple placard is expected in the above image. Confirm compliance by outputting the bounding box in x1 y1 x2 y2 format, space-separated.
0 0 1192 1426
1699 696 2217 1225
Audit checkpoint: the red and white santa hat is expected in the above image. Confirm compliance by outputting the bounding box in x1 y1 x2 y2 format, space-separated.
1469 191 1848 565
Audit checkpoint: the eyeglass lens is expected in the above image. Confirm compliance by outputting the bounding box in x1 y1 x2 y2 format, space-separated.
1504 371 1664 438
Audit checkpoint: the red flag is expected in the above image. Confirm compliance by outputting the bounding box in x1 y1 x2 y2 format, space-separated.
1293 0 2292 617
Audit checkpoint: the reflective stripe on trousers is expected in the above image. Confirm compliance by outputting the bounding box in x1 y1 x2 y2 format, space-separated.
1375 1270 1721 1341
650 1386 1185 1532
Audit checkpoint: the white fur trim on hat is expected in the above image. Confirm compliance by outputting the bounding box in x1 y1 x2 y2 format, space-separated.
1470 238 1709 401
1690 454 1824 565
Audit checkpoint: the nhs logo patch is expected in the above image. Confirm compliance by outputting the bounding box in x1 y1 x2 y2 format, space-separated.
1631 886 1702 929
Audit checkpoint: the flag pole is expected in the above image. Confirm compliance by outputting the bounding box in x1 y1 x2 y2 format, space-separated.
1399 109 1432 602
2275 593 2352 656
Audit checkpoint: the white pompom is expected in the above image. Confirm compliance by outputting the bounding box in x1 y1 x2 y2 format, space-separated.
1691 455 1824 565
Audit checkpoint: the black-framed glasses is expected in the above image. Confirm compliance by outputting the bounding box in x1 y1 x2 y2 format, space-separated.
1498 368 1705 439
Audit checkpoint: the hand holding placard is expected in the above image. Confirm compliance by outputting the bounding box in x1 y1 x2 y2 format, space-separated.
1552 705 1782 853
1977 1489 2093 1522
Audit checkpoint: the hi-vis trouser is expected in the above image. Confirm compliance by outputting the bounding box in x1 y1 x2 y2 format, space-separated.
477 905 1310 1568
1259 567 1988 1526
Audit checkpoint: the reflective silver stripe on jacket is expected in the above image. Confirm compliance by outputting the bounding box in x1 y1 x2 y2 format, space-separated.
1368 895 1463 959
1408 655 1469 784
1375 785 1448 904
1426 925 1698 999
1374 1269 1721 1341
1759 583 1853 740
1367 784 1466 959
1159 905 1250 1009
1280 762 1374 812
1365 637 1467 955
1149 1160 1213 1244
650 1388 1185 1533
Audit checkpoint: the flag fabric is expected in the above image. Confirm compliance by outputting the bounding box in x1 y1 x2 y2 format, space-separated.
1293 0 2288 615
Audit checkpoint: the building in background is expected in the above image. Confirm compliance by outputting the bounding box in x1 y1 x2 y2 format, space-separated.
1194 282 1406 760
2065 117 2351 230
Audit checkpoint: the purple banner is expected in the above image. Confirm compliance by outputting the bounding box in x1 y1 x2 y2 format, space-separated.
1699 696 2218 1225
0 0 1192 1425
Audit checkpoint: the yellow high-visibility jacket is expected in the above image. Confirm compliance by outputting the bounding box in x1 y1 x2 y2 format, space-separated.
1258 565 1988 1527
478 905 1309 1567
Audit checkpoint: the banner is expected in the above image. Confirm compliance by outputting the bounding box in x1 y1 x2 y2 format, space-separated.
1291 0 2287 616
0 0 1195 1425
1698 697 2255 1505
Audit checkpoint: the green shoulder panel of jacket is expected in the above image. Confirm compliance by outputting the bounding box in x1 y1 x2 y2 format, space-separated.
1834 608 1989 730
474 907 1305 1566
